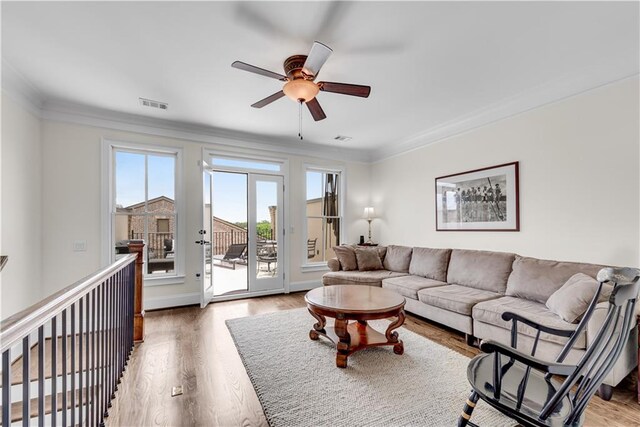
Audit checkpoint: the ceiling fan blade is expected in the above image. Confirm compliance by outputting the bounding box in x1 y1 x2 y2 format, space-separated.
319 81 371 98
302 41 333 79
235 3 297 41
232 61 287 81
251 91 286 108
306 98 327 121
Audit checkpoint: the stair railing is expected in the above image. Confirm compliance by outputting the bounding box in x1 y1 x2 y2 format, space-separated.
1 241 145 427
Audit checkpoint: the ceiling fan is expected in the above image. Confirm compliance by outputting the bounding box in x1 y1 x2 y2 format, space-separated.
231 41 371 122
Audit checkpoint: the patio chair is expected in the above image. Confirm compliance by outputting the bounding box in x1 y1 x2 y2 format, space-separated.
213 243 247 270
457 267 640 427
257 241 277 274
307 238 317 259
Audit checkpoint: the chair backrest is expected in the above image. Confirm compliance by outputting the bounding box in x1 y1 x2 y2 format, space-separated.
224 243 247 260
307 238 317 259
541 267 640 422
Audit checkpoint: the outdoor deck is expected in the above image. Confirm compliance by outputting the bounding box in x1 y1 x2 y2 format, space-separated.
210 260 278 296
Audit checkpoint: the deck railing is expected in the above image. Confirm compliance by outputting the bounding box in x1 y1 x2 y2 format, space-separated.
131 232 173 259
0 241 145 426
212 230 273 256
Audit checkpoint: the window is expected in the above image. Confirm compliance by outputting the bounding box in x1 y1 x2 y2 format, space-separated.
157 218 170 233
112 148 179 277
305 168 342 264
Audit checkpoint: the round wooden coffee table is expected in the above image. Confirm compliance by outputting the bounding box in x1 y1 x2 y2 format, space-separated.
305 285 406 368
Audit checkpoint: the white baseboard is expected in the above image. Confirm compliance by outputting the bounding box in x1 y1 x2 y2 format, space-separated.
144 292 199 311
143 283 320 310
289 280 322 293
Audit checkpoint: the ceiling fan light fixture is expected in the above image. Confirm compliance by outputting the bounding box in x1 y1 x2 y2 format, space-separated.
283 79 319 103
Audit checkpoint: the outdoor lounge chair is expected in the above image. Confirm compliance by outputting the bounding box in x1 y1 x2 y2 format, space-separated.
213 243 247 270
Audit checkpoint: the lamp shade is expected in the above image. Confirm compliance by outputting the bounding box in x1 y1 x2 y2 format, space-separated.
283 79 320 102
364 207 375 220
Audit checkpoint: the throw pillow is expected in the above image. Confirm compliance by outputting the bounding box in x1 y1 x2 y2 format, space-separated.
333 245 358 271
382 245 413 273
546 273 613 323
355 247 384 271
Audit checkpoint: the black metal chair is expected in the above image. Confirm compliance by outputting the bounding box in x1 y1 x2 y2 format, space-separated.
458 267 640 427
257 241 277 274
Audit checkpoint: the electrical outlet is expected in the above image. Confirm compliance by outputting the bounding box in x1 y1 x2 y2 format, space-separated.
73 240 87 252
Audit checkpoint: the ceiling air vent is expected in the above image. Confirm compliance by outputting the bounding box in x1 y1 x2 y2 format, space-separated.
334 135 352 142
139 97 168 110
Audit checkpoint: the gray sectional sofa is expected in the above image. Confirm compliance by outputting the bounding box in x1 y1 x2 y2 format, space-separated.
322 245 638 393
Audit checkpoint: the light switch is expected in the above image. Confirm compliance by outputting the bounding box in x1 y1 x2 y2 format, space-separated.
73 240 87 252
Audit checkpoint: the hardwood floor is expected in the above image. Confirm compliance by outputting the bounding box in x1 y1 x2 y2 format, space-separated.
106 293 639 427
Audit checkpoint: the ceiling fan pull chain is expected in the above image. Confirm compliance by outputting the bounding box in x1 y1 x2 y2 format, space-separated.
298 99 303 140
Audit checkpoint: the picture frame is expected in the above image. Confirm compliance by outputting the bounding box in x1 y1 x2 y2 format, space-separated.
435 161 520 231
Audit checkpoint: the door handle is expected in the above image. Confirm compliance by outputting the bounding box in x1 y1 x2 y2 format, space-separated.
195 240 210 245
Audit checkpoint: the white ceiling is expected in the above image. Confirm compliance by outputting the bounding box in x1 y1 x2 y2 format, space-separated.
2 1 638 157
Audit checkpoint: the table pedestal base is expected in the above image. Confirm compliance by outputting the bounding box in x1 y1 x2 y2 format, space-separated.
308 310 405 368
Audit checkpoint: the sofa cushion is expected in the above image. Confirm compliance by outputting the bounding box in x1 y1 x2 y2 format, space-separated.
322 270 408 287
446 249 515 293
332 245 358 271
327 258 341 272
376 246 387 262
408 247 451 282
506 256 604 304
383 245 413 273
472 296 585 348
417 285 502 316
546 273 613 323
382 276 447 300
355 247 384 271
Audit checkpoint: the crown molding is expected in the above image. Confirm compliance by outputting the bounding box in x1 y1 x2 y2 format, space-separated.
3 56 636 165
370 69 639 163
1 58 44 118
40 99 372 163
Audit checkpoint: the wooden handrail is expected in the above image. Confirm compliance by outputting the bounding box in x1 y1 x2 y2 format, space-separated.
130 241 145 342
0 254 137 353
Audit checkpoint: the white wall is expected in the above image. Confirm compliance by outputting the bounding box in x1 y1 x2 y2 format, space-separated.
3 76 637 318
371 77 640 267
38 118 370 306
1 93 43 318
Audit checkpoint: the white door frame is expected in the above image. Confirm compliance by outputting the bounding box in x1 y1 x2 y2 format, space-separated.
200 148 289 303
200 161 215 307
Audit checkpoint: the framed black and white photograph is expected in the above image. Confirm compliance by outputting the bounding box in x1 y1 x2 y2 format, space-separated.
435 162 520 231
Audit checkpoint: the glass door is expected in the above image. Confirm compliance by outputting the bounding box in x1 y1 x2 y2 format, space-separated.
210 170 249 297
249 174 284 292
201 161 284 302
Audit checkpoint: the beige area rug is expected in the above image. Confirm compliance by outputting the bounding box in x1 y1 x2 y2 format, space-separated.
226 308 513 427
